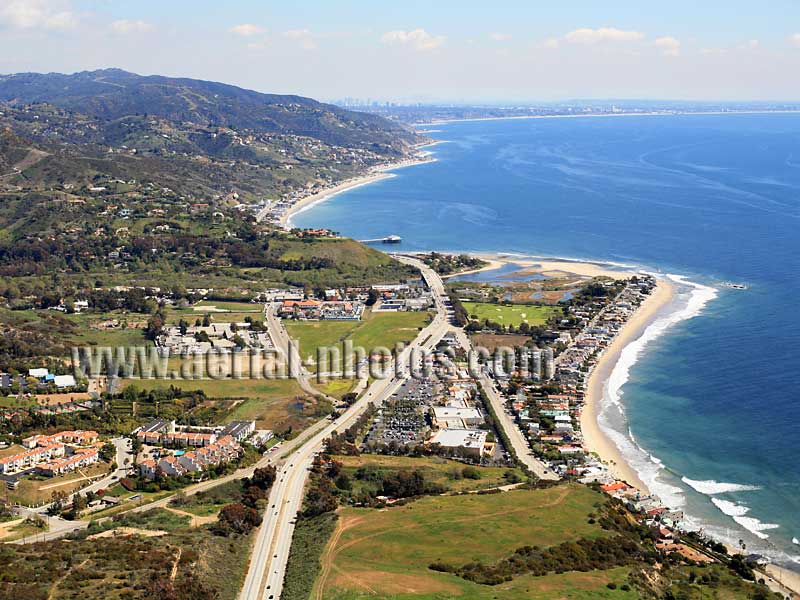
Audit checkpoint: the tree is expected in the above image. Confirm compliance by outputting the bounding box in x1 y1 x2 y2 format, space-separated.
47 490 67 516
99 441 116 462
365 289 379 306
216 502 261 536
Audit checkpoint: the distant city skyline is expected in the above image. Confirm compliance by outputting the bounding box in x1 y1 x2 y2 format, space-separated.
2 0 800 101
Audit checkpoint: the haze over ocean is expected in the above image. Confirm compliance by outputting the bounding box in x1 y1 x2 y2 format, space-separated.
293 113 800 566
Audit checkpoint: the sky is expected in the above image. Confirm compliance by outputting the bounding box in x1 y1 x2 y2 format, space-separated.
1 0 800 102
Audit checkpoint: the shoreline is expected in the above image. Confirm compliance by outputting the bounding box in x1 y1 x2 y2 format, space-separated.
284 135 800 587
281 144 440 228
421 109 800 126
580 277 676 494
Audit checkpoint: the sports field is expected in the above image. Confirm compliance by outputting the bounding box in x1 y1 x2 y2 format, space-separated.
462 302 561 327
314 484 635 600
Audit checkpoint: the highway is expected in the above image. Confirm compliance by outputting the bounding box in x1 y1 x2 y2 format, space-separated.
239 261 451 600
240 255 556 599
399 256 557 480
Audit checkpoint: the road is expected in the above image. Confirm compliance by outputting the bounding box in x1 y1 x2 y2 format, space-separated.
240 255 555 599
239 265 451 600
398 255 557 480
264 302 338 403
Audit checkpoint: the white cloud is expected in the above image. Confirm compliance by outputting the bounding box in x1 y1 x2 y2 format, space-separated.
0 0 77 31
538 37 560 50
790 33 800 48
230 23 265 37
381 28 445 51
653 36 681 56
489 32 512 42
284 28 316 50
564 27 644 45
111 19 154 34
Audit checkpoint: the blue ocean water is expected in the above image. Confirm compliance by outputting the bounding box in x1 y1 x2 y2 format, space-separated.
293 114 800 565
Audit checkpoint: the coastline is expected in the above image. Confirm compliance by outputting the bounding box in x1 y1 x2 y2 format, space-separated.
580 277 676 494
422 109 800 126
281 145 439 228
283 129 800 587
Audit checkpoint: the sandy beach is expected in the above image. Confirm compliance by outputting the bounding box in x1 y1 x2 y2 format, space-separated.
472 252 633 280
433 250 671 492
580 278 675 493
281 145 438 228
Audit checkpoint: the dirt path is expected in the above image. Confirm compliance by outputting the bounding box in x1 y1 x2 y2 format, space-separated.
169 547 182 581
39 472 101 491
315 486 571 597
314 514 372 600
0 148 49 180
164 506 218 526
47 559 88 600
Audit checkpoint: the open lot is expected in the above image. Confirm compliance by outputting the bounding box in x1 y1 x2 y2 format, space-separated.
192 300 263 312
121 377 321 431
9 462 110 506
462 302 561 327
314 484 627 600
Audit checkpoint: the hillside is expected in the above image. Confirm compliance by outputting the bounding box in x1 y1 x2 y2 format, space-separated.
0 70 421 368
0 69 421 151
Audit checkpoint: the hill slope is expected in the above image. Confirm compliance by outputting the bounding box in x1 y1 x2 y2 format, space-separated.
0 69 420 151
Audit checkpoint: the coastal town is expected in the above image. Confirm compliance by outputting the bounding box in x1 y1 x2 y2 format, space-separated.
0 41 797 599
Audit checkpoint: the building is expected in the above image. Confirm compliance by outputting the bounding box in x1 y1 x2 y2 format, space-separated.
135 419 176 444
0 443 65 474
431 406 484 428
429 429 489 458
1 429 100 476
220 420 256 442
36 448 98 477
22 430 99 448
139 435 242 480
161 431 216 447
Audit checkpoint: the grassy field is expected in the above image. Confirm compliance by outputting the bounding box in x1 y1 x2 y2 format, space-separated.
315 378 359 400
9 462 110 506
315 484 626 600
462 302 561 327
63 310 152 347
168 480 243 517
121 377 321 431
285 310 430 370
335 454 527 494
0 518 49 542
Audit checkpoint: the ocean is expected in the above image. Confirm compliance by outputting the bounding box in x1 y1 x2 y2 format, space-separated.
292 113 800 567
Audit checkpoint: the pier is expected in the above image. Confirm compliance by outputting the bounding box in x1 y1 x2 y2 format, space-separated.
359 234 402 244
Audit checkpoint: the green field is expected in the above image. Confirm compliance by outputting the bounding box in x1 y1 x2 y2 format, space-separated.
285 310 430 371
315 484 632 600
462 302 561 327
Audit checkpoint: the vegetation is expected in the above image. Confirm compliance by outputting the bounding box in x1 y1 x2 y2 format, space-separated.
334 454 527 498
462 302 562 328
285 310 429 370
420 252 488 275
282 512 339 600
